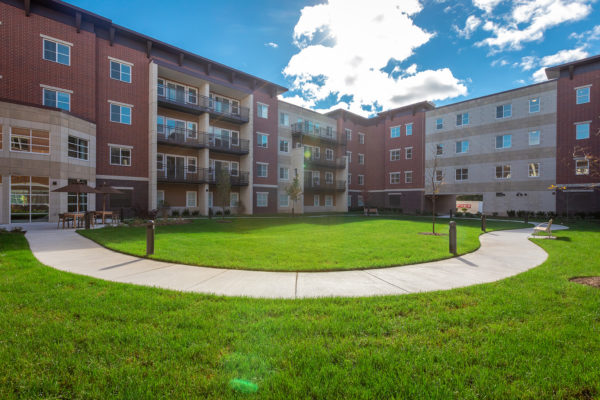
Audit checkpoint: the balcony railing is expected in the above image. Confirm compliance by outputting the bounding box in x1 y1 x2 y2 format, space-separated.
291 123 345 145
208 170 250 186
305 156 347 169
304 177 346 192
157 168 211 184
157 86 250 124
157 126 250 155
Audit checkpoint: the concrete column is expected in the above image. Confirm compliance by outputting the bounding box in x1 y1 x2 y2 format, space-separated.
240 94 253 215
335 156 348 212
148 62 158 210
0 175 7 224
290 146 305 214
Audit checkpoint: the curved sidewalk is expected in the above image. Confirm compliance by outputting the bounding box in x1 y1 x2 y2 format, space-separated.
24 224 565 299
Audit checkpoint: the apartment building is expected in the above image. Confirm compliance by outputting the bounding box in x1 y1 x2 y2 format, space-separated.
277 101 347 213
546 55 600 215
424 81 558 215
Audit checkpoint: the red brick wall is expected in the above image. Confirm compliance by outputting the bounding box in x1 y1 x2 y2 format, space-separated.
252 88 278 186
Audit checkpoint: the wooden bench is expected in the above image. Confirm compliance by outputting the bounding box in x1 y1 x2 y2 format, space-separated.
532 219 553 237
363 207 379 216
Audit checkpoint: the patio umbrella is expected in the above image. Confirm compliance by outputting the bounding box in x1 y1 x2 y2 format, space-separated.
52 181 99 213
95 183 123 213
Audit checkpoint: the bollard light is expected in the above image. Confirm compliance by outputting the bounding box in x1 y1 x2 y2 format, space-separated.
147 220 155 256
449 221 457 255
481 214 486 232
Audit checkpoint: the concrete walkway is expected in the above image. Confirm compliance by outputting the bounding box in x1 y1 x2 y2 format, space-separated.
21 222 567 299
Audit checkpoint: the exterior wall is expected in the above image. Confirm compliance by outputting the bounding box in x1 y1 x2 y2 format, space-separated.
554 60 600 214
425 81 558 215
252 89 278 213
0 101 96 223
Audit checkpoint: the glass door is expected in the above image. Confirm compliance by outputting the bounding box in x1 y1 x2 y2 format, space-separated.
166 156 186 180
10 176 49 223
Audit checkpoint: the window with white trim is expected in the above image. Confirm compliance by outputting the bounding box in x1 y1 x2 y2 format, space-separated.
348 173 352 184
325 148 334 160
576 86 590 104
456 140 469 153
528 162 540 177
529 130 541 145
313 194 320 206
230 161 239 176
405 171 413 183
455 168 468 181
575 159 589 175
529 97 540 113
279 167 289 181
230 192 239 208
347 195 352 207
436 144 444 155
257 132 268 148
10 127 50 154
279 112 289 126
325 172 333 184
358 175 364 185
257 103 269 118
110 103 131 124
359 133 365 144
157 153 164 171
495 134 512 149
110 146 131 166
279 139 289 153
405 123 413 136
436 118 443 129
346 151 352 163
345 128 352 141
496 104 512 119
110 60 132 83
390 149 401 161
257 192 268 207
456 113 469 126
435 170 443 182
43 38 70 65
495 165 511 179
405 147 413 159
187 157 197 173
186 191 197 207
358 153 364 165
357 195 364 207
390 172 401 184
390 126 400 138
325 195 333 206
43 88 70 111
157 190 165 207
279 193 289 207
257 162 268 178
68 136 88 160
576 122 590 140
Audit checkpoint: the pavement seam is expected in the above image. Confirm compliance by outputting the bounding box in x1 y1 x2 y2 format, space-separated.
184 269 230 290
114 264 175 279
294 272 298 299
362 270 410 293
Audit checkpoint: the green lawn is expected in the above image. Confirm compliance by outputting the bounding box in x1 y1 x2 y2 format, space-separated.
0 222 599 398
79 216 527 271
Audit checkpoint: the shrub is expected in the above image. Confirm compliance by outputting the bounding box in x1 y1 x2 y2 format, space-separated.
547 212 557 219
575 211 587 219
216 210 223 217
536 211 547 219
455 211 463 217
182 209 190 217
476 212 482 217
224 208 231 216
507 210 516 217
171 209 180 217
208 208 213 219
492 212 498 217
191 210 200 217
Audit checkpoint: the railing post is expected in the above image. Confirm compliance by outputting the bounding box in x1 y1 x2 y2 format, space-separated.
146 220 155 256
449 221 457 255
481 214 486 232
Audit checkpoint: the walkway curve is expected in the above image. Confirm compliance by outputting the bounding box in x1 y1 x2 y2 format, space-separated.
24 223 567 299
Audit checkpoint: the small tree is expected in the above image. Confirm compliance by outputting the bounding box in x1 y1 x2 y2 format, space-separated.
215 168 231 219
286 174 303 216
427 144 445 234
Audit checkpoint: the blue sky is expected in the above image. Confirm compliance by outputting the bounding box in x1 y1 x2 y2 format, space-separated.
71 0 600 116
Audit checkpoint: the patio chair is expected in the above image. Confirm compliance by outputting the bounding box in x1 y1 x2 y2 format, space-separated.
57 213 73 229
532 219 553 237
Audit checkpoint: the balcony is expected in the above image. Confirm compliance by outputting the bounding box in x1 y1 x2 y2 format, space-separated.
157 168 211 184
157 126 250 155
208 170 250 186
157 86 250 124
304 177 346 192
305 156 347 169
291 123 345 145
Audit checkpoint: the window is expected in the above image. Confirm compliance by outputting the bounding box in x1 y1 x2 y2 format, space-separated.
576 86 590 104
455 168 468 181
359 133 365 144
575 159 589 175
257 133 268 148
279 194 289 207
187 88 197 105
346 151 352 163
187 157 197 173
67 178 87 213
187 122 198 139
390 172 401 184
576 122 590 140
257 162 268 178
529 97 540 113
279 112 289 126
279 167 289 181
325 172 333 184
257 103 269 118
348 173 352 184
456 140 469 153
357 195 364 207
435 170 443 182
529 130 540 145
186 191 197 208
110 146 131 166
42 37 70 65
528 162 540 177
405 147 412 159
257 192 268 207
230 161 239 176
358 175 364 185
230 192 239 208
157 153 164 171
347 195 352 207
68 136 88 160
390 126 400 138
405 123 413 136
495 165 511 179
496 104 512 119
436 144 444 155
456 113 469 126
495 134 512 149
436 118 443 130
110 103 132 124
345 128 352 141
10 127 50 154
405 171 413 184
43 88 70 111
110 60 132 83
313 195 320 206
390 149 401 161
358 153 364 165
325 148 334 160
279 139 289 153
325 195 333 206
157 190 165 207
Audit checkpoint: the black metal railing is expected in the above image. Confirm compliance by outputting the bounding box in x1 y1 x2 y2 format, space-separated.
304 177 346 191
208 170 250 186
157 86 250 123
207 133 250 154
157 168 211 184
157 126 250 154
291 122 345 145
305 156 347 169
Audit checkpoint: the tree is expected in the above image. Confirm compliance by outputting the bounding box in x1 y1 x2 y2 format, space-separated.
215 168 231 219
286 174 303 216
426 144 445 234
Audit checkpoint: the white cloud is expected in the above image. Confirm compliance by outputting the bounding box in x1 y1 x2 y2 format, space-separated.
454 15 482 39
265 42 279 48
473 0 504 13
519 56 537 70
278 94 316 109
570 24 600 42
476 0 593 53
282 0 467 116
530 46 589 81
491 58 509 66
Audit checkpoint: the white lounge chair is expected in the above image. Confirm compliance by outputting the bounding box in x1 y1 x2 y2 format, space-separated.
532 219 553 237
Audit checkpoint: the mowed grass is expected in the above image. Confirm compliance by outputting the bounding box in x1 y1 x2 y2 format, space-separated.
79 216 527 271
1 222 599 398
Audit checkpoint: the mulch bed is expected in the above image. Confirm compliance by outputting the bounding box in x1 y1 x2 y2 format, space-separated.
570 276 600 289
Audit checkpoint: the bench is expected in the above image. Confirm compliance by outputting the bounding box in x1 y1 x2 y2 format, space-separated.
532 219 553 237
363 207 379 216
